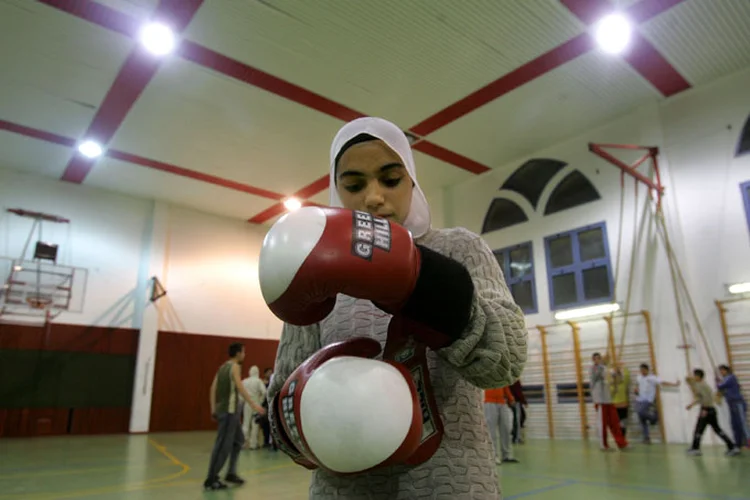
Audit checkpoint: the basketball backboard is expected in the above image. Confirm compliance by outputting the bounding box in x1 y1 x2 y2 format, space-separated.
0 256 87 323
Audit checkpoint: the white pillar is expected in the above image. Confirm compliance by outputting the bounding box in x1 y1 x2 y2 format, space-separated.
129 201 170 433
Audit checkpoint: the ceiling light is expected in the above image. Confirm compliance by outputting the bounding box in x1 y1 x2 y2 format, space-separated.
554 303 620 321
77 140 103 159
139 22 175 56
283 198 302 212
728 282 750 295
593 13 632 55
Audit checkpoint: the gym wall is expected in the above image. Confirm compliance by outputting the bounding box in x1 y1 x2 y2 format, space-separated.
0 171 282 339
0 171 283 435
446 66 750 444
0 322 138 437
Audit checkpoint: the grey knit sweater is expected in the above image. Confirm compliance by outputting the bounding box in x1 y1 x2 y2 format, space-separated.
267 226 529 499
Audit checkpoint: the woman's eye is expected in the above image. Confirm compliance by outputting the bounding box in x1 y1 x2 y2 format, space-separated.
383 177 402 188
344 183 363 193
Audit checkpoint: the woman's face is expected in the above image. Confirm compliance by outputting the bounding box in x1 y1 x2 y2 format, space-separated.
335 140 413 224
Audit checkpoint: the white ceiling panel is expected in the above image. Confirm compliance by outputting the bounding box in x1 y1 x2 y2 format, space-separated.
412 150 474 193
0 132 71 179
84 156 274 221
425 50 660 169
185 0 583 127
110 57 345 197
640 0 750 87
0 0 133 138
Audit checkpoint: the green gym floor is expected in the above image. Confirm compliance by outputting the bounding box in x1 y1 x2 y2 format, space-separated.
0 434 746 499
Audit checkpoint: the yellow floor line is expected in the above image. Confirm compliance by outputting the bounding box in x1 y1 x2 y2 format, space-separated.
76 463 301 496
0 462 174 480
0 438 191 500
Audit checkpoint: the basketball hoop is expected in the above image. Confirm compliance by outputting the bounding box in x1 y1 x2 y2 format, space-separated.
26 294 53 310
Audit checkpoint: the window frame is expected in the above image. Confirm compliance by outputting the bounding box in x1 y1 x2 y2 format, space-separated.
741 181 750 235
543 221 615 311
493 241 538 314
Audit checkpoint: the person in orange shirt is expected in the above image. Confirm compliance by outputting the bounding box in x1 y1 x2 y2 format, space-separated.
484 387 519 464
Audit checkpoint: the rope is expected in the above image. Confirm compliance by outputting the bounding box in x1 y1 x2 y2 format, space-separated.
654 209 718 370
617 180 643 361
607 172 627 364
653 208 692 372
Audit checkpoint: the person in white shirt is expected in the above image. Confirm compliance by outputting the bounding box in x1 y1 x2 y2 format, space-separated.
241 365 267 450
634 363 680 443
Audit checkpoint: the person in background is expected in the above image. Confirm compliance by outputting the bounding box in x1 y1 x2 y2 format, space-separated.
204 343 266 491
685 368 739 457
261 368 276 449
241 365 267 450
509 380 527 444
484 386 519 464
634 363 680 444
716 364 749 449
590 353 628 451
609 361 631 439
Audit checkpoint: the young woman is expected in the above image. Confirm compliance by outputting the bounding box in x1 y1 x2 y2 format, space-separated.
265 117 528 499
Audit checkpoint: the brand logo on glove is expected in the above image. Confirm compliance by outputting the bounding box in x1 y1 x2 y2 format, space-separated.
351 211 391 261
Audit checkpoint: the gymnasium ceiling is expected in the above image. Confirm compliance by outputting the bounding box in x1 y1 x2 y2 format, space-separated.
1 0 749 226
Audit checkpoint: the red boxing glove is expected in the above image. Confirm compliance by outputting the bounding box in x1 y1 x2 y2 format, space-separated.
270 337 423 475
259 207 421 325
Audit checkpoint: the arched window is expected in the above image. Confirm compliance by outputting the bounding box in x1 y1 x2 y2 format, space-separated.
481 198 528 234
501 159 567 209
737 114 750 157
544 170 601 215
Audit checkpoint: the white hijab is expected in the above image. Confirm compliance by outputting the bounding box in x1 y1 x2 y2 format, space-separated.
329 117 432 239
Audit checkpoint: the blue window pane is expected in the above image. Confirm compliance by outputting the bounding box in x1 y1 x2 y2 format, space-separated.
578 227 606 261
493 251 507 277
582 266 610 301
552 273 577 307
509 246 532 279
549 236 574 268
511 281 535 312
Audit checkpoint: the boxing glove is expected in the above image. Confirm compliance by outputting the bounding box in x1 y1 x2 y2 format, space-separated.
259 206 475 346
270 337 423 475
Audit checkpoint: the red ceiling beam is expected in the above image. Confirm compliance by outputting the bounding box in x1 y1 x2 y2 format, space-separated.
560 0 690 97
38 0 140 37
628 0 689 23
179 42 366 124
248 175 329 224
409 0 689 138
107 150 285 200
58 0 205 184
0 119 76 148
40 0 490 176
0 119 284 200
412 141 490 175
40 0 492 171
409 34 594 137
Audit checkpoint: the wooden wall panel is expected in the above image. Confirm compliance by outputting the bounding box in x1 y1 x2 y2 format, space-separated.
0 322 138 438
150 331 279 432
70 408 131 435
0 408 70 437
0 322 139 354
